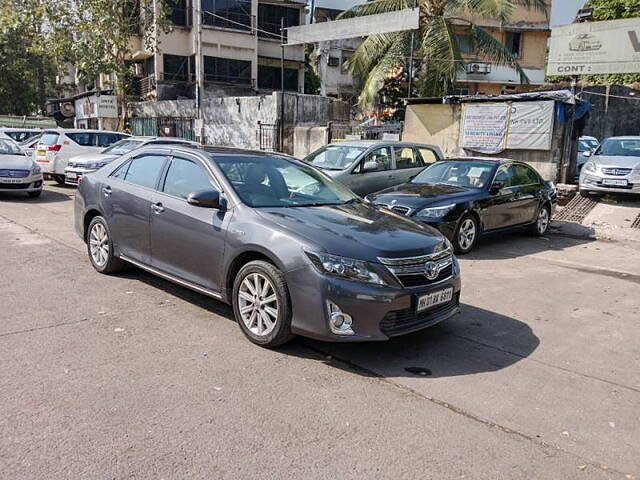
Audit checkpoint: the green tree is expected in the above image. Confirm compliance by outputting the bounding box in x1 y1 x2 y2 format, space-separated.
340 0 547 106
304 44 321 95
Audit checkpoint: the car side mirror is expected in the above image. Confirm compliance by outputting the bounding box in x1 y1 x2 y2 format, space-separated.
490 181 504 195
187 189 222 209
362 160 379 173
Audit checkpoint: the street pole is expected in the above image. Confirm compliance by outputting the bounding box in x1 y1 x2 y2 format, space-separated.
407 0 417 99
309 0 315 24
280 17 285 153
194 3 204 143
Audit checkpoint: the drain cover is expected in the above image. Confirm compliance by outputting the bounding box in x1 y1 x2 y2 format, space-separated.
631 213 640 230
553 195 599 223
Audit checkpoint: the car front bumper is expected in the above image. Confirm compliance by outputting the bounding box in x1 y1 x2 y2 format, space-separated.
65 166 96 186
580 174 640 194
0 174 44 193
286 262 462 342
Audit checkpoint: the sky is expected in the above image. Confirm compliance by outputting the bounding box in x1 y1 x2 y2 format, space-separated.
313 0 587 27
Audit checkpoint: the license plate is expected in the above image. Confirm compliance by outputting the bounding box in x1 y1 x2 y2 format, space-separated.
37 150 46 156
0 178 23 184
66 172 77 179
417 288 454 312
602 178 628 186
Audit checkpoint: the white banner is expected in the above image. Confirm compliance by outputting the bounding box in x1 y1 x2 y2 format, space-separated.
461 101 555 153
547 17 640 76
74 95 118 120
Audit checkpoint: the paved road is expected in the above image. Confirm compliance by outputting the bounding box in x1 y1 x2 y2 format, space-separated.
1 184 639 479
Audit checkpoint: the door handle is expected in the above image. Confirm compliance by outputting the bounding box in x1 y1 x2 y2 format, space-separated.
102 186 112 197
151 202 164 214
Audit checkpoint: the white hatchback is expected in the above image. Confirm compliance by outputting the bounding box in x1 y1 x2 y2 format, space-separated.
34 129 129 184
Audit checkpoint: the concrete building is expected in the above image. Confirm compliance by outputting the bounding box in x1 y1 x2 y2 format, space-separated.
452 1 552 95
128 0 307 101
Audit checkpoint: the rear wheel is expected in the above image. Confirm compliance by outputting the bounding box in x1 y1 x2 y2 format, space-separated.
53 175 66 185
528 205 550 236
233 260 294 348
453 214 479 254
87 216 125 274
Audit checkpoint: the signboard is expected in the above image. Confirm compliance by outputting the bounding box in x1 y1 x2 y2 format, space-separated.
461 101 555 153
547 17 640 76
286 8 419 46
74 95 118 120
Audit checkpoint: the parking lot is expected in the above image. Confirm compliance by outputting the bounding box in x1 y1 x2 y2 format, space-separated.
1 183 639 479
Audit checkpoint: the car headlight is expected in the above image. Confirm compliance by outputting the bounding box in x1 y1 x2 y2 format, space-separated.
88 161 107 169
305 251 387 285
31 164 41 176
583 161 597 174
415 203 457 219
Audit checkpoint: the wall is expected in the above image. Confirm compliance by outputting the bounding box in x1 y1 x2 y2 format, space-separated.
293 126 328 158
579 85 640 140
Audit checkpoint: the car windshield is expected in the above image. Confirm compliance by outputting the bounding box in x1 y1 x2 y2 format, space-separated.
595 138 640 157
305 145 367 170
0 138 23 155
102 139 144 155
582 138 598 149
412 160 496 188
578 140 591 152
215 155 358 208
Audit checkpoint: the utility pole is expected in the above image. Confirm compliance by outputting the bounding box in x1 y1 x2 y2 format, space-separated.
407 0 417 99
309 0 315 24
194 2 204 143
280 17 285 153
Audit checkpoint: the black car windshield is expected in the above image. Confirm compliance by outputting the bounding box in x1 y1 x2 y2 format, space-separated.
0 138 23 155
595 138 640 157
305 145 366 170
215 155 357 208
102 139 144 155
412 160 496 188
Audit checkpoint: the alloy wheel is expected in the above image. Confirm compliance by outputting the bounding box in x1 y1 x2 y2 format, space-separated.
537 207 550 234
89 222 109 267
238 273 279 337
458 218 476 251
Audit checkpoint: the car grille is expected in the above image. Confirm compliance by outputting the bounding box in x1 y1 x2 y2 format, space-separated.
602 168 632 176
0 182 31 189
378 249 454 288
375 203 413 216
0 169 30 178
380 293 460 337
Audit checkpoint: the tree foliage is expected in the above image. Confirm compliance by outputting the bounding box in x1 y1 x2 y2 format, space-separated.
339 0 547 107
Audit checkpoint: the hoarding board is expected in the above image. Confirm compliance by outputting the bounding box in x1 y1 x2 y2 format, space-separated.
547 17 640 76
74 95 118 120
461 104 509 154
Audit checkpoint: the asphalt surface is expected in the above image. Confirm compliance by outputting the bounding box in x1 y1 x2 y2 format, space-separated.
1 183 639 479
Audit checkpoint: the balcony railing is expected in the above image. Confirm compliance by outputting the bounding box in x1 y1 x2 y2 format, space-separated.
202 10 253 32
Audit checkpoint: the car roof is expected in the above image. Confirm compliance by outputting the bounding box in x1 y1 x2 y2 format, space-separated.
41 128 127 134
602 136 640 141
0 127 42 132
328 140 439 149
445 156 513 164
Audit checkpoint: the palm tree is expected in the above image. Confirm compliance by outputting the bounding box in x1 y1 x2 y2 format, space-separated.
339 0 548 106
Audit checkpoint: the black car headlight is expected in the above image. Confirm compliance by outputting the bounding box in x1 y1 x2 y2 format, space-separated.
305 251 387 286
415 203 456 220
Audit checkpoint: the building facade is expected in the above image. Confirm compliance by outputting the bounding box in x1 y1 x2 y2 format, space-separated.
128 0 307 101
452 1 551 95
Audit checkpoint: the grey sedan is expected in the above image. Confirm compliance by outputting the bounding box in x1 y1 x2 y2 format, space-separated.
75 146 461 347
304 141 443 196
579 136 640 196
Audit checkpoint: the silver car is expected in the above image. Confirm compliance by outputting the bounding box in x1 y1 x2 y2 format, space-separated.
579 136 640 197
304 141 443 196
65 136 200 186
0 137 44 198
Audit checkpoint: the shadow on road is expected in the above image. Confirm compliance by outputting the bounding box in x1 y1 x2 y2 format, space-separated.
0 189 72 204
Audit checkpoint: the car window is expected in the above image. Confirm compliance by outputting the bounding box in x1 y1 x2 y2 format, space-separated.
123 155 167 189
0 138 22 155
111 160 131 180
5 131 38 142
494 165 517 188
513 164 540 185
97 133 122 147
66 132 96 146
394 147 425 170
356 147 391 173
305 145 366 170
162 157 212 199
413 161 495 188
40 133 59 145
417 148 438 164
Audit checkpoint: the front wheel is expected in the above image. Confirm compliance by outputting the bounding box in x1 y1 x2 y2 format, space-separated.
528 205 551 236
53 175 66 185
87 216 125 274
453 214 479 254
233 260 294 348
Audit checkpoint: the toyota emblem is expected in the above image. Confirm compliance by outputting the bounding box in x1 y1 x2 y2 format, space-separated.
424 261 440 280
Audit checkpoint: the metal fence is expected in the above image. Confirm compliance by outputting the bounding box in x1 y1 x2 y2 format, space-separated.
258 122 279 152
328 122 404 143
130 117 195 141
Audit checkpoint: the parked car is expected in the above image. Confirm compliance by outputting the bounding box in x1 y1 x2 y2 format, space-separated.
366 158 557 254
577 138 596 174
579 136 640 197
75 146 461 347
65 136 201 186
0 128 42 143
0 137 43 198
34 129 129 184
19 133 42 157
304 141 443 196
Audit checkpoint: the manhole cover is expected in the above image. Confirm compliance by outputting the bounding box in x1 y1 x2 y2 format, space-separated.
553 195 599 223
631 213 640 230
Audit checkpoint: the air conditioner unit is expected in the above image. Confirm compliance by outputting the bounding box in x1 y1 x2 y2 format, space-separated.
327 56 340 67
466 62 491 75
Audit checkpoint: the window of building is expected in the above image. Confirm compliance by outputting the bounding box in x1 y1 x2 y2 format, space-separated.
456 34 474 54
204 56 252 85
327 57 340 67
167 0 190 27
505 32 522 57
453 87 470 96
258 65 298 92
201 0 251 31
258 4 300 41
163 54 189 82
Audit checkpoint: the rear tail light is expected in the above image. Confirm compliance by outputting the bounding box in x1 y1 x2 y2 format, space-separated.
47 144 62 152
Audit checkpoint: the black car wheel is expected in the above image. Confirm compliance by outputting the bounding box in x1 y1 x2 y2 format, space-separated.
453 214 479 254
233 260 294 348
53 175 66 185
87 216 125 274
528 204 551 236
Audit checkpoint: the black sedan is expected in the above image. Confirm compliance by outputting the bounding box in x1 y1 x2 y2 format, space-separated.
366 158 557 254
